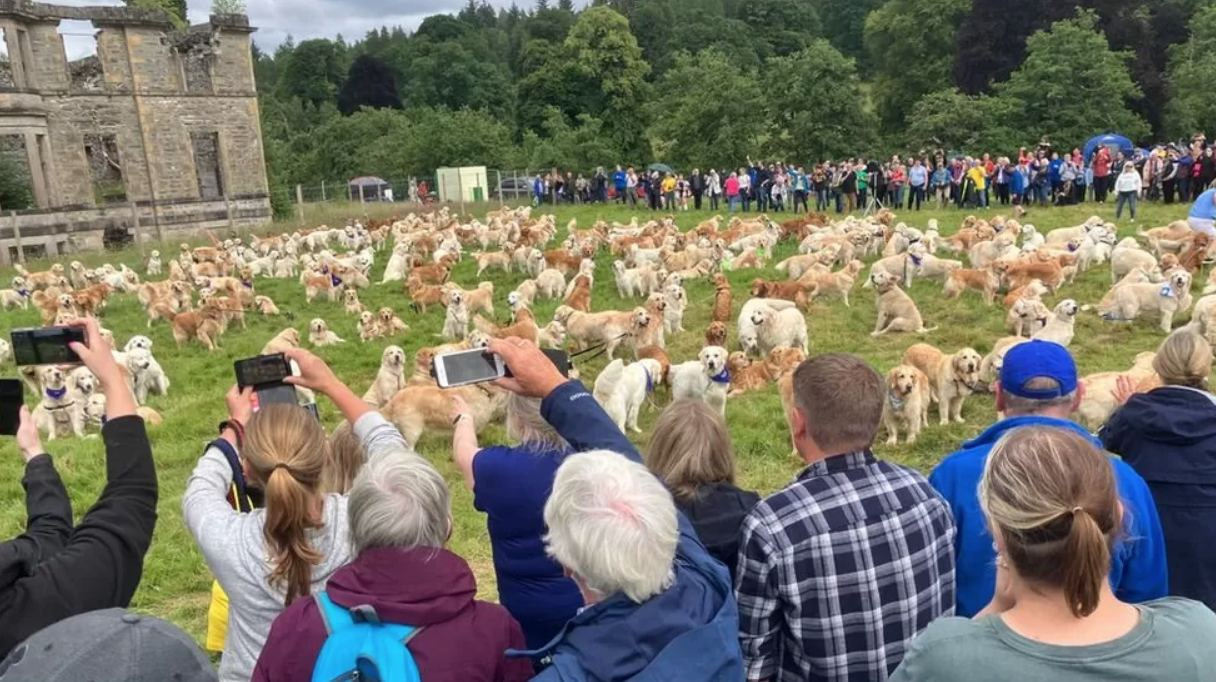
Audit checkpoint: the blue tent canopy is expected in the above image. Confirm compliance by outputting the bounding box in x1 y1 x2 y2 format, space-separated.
1083 134 1134 162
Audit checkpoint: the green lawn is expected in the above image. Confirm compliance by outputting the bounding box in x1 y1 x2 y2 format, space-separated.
0 197 1195 643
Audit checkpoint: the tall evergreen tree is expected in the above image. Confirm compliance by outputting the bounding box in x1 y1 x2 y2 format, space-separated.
337 55 403 115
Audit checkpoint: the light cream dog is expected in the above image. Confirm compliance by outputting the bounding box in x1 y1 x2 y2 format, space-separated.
1032 299 1079 346
1098 270 1190 333
362 345 407 407
1008 297 1050 337
308 318 345 347
554 305 649 360
669 346 730 416
748 306 809 355
441 290 469 341
593 357 663 433
261 327 301 355
871 272 934 336
1077 351 1157 429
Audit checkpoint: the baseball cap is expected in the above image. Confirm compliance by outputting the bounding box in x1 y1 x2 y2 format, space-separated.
1000 340 1077 399
0 609 216 682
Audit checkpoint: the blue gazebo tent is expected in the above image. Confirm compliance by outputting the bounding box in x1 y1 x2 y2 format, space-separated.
1083 134 1134 162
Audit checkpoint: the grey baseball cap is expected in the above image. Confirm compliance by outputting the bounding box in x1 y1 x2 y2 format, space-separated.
0 609 216 682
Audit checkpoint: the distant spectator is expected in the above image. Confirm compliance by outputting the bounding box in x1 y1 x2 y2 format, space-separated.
1101 329 1216 610
0 608 216 682
725 171 741 213
1115 161 1142 222
661 172 677 211
252 443 531 682
646 400 759 581
908 158 927 210
0 318 157 658
447 392 582 650
736 353 956 680
625 166 638 207
738 167 752 212
613 164 627 203
930 340 1168 618
707 168 722 211
1093 146 1112 203
690 168 705 210
488 338 744 680
891 427 1216 682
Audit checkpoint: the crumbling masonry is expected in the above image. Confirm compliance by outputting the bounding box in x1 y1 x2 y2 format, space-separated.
0 0 270 263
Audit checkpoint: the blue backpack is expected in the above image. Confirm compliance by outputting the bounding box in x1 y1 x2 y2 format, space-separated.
310 592 425 682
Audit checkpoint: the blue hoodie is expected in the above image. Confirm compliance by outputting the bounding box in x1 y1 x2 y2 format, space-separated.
1101 386 1216 610
513 382 744 681
930 415 1168 617
612 170 627 191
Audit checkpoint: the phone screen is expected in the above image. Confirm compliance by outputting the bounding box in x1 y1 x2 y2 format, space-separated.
0 380 21 436
11 327 86 366
436 350 502 387
235 354 292 389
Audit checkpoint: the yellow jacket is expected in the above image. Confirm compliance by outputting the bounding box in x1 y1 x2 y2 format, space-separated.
967 166 987 191
661 177 677 193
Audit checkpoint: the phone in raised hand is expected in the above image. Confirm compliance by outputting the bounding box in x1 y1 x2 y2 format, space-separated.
433 349 506 388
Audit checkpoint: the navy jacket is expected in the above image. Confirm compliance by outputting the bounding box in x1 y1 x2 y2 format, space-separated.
516 381 744 681
1101 386 1216 610
931 415 1168 617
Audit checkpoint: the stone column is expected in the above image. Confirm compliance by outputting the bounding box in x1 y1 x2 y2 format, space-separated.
23 131 48 208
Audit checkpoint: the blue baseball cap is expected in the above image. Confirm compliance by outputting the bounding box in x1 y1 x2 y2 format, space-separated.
1000 340 1077 399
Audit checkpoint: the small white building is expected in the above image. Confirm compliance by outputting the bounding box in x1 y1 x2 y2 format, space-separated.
436 166 489 203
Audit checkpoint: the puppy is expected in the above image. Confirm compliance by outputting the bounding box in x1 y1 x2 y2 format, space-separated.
308 318 345 347
711 273 733 322
362 345 407 407
871 272 934 336
441 290 469 341
1033 299 1080 346
902 343 982 425
262 328 301 355
33 366 84 439
704 321 728 348
669 346 730 416
726 351 772 397
593 358 663 433
342 288 364 315
882 365 930 445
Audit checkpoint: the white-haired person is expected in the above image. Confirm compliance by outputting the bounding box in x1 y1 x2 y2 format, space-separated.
448 391 582 652
252 443 532 681
891 426 1216 681
0 318 157 657
487 338 744 680
182 349 413 682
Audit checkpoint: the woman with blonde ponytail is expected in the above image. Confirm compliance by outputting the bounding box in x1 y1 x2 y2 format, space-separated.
892 426 1216 681
183 349 412 682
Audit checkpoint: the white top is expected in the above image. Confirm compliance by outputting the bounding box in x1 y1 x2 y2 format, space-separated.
1115 171 1143 193
182 411 411 682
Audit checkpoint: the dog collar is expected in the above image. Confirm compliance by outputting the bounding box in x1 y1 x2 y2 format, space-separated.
45 386 67 401
909 254 923 266
1068 242 1079 252
242 280 254 288
18 289 29 297
1160 285 1173 298
331 274 343 287
710 369 730 384
888 392 905 411
644 368 655 394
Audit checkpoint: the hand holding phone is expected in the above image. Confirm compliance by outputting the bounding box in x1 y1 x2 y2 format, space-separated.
433 348 505 389
234 354 297 409
0 379 23 437
10 327 86 366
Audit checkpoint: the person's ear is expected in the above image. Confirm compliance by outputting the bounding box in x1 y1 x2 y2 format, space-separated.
1071 382 1086 413
790 405 809 441
994 383 1006 414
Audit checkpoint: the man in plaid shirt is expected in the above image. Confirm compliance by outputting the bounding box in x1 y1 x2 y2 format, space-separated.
736 354 956 681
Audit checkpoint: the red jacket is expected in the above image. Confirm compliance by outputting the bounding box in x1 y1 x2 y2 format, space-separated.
252 546 533 682
1095 148 1112 177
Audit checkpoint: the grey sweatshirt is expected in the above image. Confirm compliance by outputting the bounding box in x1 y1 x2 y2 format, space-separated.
182 411 410 682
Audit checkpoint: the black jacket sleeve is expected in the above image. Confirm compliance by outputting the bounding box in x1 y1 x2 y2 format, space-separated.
0 416 158 656
0 455 74 588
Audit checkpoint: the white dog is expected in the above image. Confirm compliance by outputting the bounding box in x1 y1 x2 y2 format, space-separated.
146 250 163 276
663 283 687 333
126 347 170 404
33 366 84 439
738 298 797 356
669 346 730 416
1032 299 1079 346
593 358 662 433
308 318 345 347
442 291 469 341
0 338 10 365
362 345 407 407
749 306 809 355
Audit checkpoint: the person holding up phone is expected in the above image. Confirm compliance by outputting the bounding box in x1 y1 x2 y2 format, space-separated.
182 349 413 682
0 318 158 658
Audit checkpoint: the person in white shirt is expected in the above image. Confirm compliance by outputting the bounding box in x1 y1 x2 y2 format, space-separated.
1114 162 1143 222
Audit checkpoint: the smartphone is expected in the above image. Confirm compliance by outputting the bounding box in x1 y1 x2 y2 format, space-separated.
433 348 506 388
10 327 86 366
235 354 297 409
0 379 22 436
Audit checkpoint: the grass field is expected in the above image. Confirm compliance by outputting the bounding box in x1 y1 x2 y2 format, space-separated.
0 197 1197 644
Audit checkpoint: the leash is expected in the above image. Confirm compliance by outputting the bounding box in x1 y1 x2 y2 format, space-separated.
570 332 633 364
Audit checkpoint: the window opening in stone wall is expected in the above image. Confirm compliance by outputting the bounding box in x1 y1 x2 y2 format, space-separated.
0 134 35 211
0 28 13 89
84 134 126 204
191 131 224 199
176 33 216 94
58 20 103 92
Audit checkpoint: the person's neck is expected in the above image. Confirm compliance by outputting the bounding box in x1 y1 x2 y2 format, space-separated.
1000 581 1139 646
1004 407 1072 422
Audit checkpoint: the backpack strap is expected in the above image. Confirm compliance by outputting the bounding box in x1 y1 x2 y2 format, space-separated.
316 592 354 635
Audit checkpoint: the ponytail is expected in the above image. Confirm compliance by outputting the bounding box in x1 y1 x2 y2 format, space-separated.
1060 507 1109 618
243 404 327 606
262 466 323 605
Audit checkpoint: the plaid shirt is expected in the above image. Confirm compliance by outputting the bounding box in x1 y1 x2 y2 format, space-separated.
735 450 956 682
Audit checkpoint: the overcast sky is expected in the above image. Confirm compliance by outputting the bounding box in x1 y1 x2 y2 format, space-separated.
47 1 567 59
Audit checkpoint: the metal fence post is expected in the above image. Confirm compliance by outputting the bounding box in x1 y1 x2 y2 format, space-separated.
497 170 503 207
321 180 326 202
130 201 143 255
10 211 23 264
295 184 304 225
225 193 236 232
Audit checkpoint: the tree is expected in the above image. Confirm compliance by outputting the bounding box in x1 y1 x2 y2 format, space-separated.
389 39 515 120
866 0 971 132
814 0 884 64
742 0 821 57
1165 4 1216 138
997 10 1150 146
211 0 246 14
277 39 347 108
521 109 624 169
904 89 1022 153
764 41 877 160
126 0 187 27
647 49 764 169
0 150 33 211
562 6 651 157
337 54 403 115
953 0 1067 93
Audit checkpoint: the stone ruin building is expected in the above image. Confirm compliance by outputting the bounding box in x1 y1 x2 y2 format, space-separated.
0 0 270 263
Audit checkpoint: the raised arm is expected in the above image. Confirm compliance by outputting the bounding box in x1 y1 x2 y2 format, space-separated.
0 408 73 585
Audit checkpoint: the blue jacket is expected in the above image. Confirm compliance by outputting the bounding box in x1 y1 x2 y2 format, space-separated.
1009 167 1028 195
612 171 627 191
930 416 1168 617
1048 158 1063 185
517 381 744 681
1101 386 1216 610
